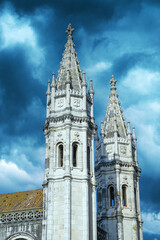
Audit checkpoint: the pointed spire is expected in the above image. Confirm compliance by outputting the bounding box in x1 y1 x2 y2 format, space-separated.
46 80 51 95
103 75 127 139
89 80 94 94
56 25 83 91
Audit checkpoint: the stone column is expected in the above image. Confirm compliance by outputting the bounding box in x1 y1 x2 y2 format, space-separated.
82 72 87 113
64 122 71 240
48 132 54 176
136 178 143 240
92 184 97 240
46 180 54 240
91 134 97 240
51 73 56 112
83 180 89 240
116 167 124 240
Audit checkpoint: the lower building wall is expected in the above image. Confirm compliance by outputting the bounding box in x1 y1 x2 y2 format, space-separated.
0 220 42 240
123 218 138 240
107 219 117 240
71 181 84 240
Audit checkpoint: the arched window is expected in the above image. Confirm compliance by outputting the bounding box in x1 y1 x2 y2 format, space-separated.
58 144 63 167
7 232 35 240
72 143 78 167
109 186 115 207
87 146 90 172
122 185 127 207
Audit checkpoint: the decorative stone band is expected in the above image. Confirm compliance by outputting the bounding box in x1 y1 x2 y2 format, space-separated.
43 115 97 131
95 159 141 172
0 208 43 224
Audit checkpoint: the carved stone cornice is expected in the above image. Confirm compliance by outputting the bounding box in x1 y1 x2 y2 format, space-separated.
43 114 97 131
95 159 141 172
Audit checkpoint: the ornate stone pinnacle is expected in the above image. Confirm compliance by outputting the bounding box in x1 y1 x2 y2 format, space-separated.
110 75 117 89
66 23 74 37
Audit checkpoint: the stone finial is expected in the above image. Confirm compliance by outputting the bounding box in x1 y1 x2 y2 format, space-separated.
110 75 117 90
89 80 94 94
82 72 87 87
66 24 74 38
46 80 51 95
132 127 137 141
100 121 104 136
51 72 56 86
82 72 86 83
127 122 132 135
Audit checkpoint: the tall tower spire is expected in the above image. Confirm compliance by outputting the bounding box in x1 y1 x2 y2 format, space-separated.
42 25 97 240
96 76 143 240
56 23 82 91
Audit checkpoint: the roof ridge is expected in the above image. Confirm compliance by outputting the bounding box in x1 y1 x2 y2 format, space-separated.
0 188 43 196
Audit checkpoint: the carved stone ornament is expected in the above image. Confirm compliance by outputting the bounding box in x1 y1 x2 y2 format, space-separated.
120 146 127 155
57 98 64 108
56 132 63 142
73 131 80 141
73 98 80 108
123 176 128 181
0 209 43 223
107 145 112 154
108 176 113 181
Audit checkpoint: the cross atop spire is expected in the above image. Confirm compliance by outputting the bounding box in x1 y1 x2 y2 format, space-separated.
66 23 74 37
110 75 117 90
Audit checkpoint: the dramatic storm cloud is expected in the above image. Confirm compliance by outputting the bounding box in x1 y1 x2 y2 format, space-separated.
0 1 159 239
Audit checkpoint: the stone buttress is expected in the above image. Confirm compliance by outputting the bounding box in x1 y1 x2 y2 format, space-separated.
42 24 97 240
96 76 143 240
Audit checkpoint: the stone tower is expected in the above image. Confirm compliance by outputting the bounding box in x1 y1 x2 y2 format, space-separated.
42 24 97 240
96 76 143 240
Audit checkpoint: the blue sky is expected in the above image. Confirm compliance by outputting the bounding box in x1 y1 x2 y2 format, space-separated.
0 0 160 239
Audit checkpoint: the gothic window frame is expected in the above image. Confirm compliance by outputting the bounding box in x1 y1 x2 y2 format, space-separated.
122 184 127 207
57 142 64 167
7 232 36 240
108 185 115 207
72 142 78 167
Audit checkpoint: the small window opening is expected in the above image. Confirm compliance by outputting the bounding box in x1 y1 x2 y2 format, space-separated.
58 144 63 167
87 146 90 172
122 185 127 207
110 186 115 207
73 143 78 167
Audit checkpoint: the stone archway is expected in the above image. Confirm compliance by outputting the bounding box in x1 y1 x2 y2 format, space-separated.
7 232 36 240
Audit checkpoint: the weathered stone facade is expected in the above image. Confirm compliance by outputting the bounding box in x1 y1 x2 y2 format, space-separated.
0 189 43 240
0 24 143 240
42 23 97 240
96 76 143 240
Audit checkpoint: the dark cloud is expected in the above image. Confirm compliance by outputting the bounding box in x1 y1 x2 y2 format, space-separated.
111 53 146 78
0 46 45 142
0 0 143 33
140 174 160 213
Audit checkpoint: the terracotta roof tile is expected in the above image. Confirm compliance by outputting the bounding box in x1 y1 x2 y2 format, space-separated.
0 189 43 213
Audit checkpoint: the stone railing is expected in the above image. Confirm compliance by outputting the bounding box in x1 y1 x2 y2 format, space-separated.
0 209 43 223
